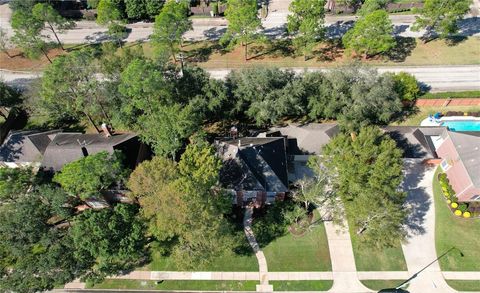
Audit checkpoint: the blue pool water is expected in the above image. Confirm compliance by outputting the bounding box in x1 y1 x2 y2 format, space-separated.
441 120 480 131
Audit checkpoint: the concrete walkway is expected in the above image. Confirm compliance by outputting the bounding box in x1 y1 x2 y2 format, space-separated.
401 160 456 293
323 220 372 293
244 206 272 292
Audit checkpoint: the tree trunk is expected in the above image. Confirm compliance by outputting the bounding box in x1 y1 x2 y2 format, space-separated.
244 42 248 61
85 112 101 133
171 44 177 62
49 24 64 50
40 47 52 63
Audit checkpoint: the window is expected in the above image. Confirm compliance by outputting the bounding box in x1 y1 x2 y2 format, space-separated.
440 159 451 171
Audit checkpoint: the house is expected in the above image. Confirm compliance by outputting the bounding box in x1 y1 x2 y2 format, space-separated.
216 137 288 207
0 130 62 168
0 129 149 172
435 131 480 202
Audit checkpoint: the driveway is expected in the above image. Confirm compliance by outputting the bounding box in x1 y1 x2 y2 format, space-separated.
401 159 455 293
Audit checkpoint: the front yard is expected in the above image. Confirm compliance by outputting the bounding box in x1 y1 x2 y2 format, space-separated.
260 210 332 272
87 280 258 290
433 168 480 272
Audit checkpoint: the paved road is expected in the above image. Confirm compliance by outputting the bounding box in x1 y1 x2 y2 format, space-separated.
1 65 479 93
1 3 479 44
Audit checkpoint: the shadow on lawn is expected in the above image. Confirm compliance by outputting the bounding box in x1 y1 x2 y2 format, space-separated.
386 37 417 62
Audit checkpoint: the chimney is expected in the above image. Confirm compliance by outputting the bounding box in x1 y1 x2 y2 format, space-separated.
238 139 241 147
101 123 112 138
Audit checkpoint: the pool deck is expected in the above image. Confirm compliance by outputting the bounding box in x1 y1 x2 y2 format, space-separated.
420 116 480 126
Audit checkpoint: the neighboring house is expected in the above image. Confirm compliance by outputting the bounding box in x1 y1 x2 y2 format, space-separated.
41 132 147 172
0 129 149 172
435 131 480 202
0 130 62 168
216 137 288 207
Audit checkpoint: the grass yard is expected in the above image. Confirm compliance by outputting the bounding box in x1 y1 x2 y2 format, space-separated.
445 280 480 292
360 280 406 291
349 222 408 271
393 106 480 126
146 233 258 272
270 280 333 291
433 168 480 271
87 279 258 290
2 37 479 72
420 90 480 99
261 212 332 271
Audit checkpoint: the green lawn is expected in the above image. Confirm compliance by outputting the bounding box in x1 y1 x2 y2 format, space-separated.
147 251 258 272
349 223 408 271
360 280 406 291
270 280 333 291
433 168 480 271
420 90 480 99
446 280 480 292
87 279 258 290
262 212 332 271
393 106 480 126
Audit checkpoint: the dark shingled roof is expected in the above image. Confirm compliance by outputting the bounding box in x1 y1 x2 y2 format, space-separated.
217 137 288 192
0 130 62 163
41 133 137 171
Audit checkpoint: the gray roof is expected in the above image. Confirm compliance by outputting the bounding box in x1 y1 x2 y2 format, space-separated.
447 131 480 187
270 123 339 154
383 126 446 159
41 133 137 172
0 130 62 163
217 137 288 192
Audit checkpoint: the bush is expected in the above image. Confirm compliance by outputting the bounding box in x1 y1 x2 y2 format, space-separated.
458 203 469 212
463 211 471 218
393 72 421 102
451 202 458 209
447 199 452 204
454 209 462 216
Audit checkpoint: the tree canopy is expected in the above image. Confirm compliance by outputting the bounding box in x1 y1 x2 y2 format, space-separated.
151 0 192 62
53 151 126 200
322 126 407 247
221 0 263 60
342 9 396 58
31 3 75 50
412 0 471 40
0 167 35 202
287 0 326 59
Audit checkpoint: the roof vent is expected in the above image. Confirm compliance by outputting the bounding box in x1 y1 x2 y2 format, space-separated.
238 140 241 147
101 123 112 138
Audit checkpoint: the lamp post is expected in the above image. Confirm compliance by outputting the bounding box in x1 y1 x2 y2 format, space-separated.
394 247 464 290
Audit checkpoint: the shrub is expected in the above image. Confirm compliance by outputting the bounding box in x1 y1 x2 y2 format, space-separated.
447 199 452 204
454 209 462 216
451 202 459 209
458 203 468 212
463 211 471 218
393 72 421 102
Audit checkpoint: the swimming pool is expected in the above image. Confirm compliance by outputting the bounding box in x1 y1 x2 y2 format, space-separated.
441 120 480 131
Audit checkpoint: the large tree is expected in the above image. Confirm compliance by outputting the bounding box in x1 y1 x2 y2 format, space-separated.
0 81 22 119
287 0 326 59
136 103 200 158
356 0 389 16
31 3 75 50
129 141 236 269
70 204 147 283
96 0 128 46
305 64 403 130
0 194 83 292
151 0 192 62
0 167 34 202
412 0 471 40
10 8 52 62
53 151 126 200
124 0 147 20
322 126 407 247
39 49 111 132
221 0 263 61
342 9 396 58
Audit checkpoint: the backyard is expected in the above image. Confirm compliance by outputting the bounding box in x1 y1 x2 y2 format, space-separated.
393 105 480 126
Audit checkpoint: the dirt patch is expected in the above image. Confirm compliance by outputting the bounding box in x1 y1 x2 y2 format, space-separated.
0 48 66 71
288 213 315 237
